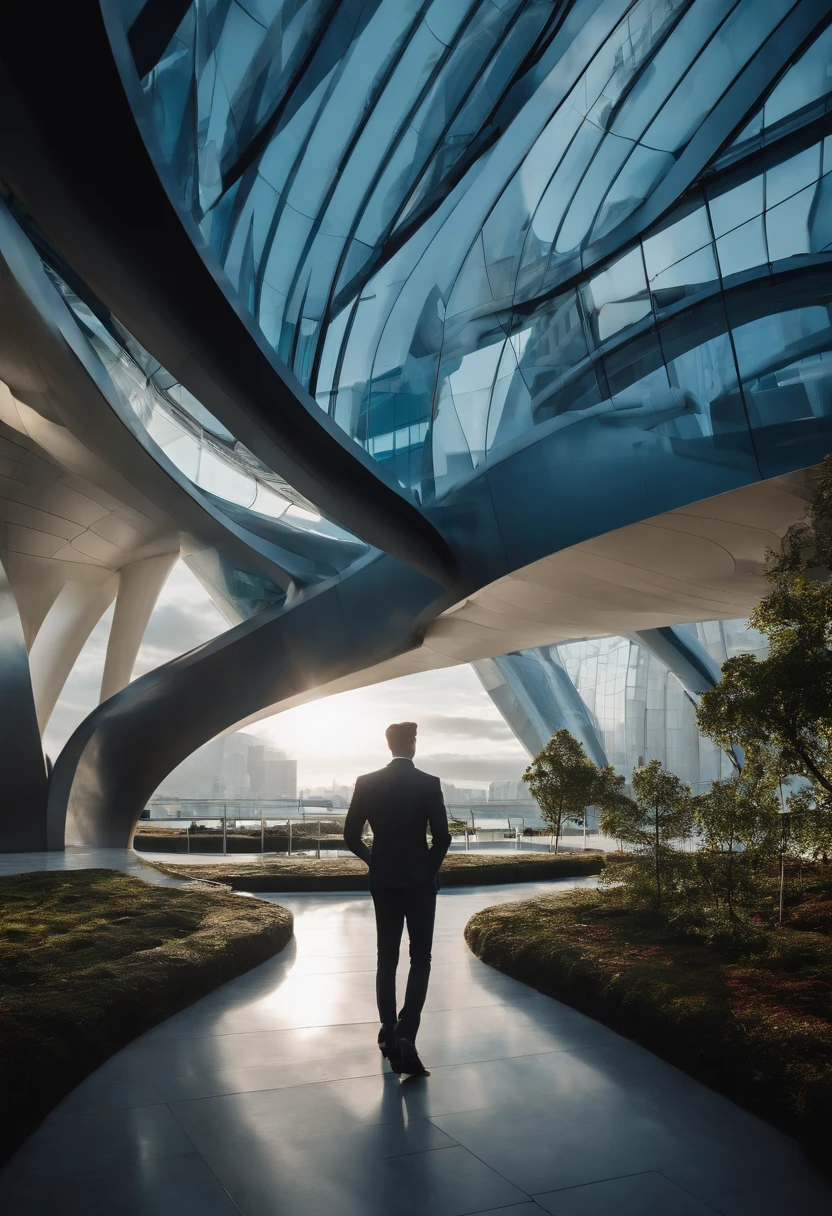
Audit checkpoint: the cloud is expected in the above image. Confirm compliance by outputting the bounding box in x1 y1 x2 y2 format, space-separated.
417 714 517 742
416 753 529 784
134 601 223 673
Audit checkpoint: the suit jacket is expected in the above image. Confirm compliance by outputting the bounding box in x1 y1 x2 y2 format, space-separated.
343 759 452 890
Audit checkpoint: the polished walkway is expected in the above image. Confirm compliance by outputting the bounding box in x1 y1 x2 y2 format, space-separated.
1 873 831 1215
0 846 183 884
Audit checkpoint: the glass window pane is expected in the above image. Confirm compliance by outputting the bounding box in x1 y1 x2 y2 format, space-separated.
650 245 719 302
716 215 766 276
643 207 712 281
708 175 763 238
766 181 818 261
764 22 832 128
644 0 794 153
582 248 650 343
766 144 821 209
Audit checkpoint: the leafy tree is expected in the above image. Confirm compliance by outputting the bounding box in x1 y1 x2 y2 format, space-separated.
600 759 693 910
788 785 832 864
697 456 832 806
593 764 631 814
523 730 599 853
693 769 780 921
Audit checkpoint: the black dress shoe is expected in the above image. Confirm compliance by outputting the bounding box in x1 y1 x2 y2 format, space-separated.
391 1033 429 1076
377 1024 398 1059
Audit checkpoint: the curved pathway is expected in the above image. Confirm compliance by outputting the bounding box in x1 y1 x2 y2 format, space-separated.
2 875 831 1215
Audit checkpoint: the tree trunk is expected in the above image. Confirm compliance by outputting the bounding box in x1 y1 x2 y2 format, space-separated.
654 806 661 910
727 829 735 923
555 794 564 855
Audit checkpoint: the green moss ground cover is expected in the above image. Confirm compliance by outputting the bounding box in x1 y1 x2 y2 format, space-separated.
0 870 293 1164
150 850 605 891
465 883 832 1159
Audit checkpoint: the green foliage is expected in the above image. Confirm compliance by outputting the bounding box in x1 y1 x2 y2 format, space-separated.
692 770 780 921
600 759 693 910
593 764 632 816
523 729 602 853
788 785 832 862
697 455 832 803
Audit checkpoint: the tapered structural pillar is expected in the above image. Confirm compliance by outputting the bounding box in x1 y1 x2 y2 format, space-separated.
100 551 178 703
0 550 49 850
29 577 118 733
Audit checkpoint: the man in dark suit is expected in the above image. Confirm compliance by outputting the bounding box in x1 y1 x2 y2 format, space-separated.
344 722 451 1076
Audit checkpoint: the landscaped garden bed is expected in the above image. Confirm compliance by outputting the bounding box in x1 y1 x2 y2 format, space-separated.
465 876 832 1161
149 850 605 891
0 869 293 1164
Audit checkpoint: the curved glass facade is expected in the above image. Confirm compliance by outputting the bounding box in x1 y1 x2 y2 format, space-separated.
34 248 369 621
476 619 768 791
112 1 832 502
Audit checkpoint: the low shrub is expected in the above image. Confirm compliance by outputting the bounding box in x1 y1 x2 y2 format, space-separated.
465 887 832 1161
150 850 606 892
0 870 293 1164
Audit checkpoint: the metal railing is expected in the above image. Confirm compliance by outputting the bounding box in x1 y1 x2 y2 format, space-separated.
136 798 603 856
137 800 348 858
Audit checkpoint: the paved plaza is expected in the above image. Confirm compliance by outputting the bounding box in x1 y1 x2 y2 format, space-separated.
1 860 831 1215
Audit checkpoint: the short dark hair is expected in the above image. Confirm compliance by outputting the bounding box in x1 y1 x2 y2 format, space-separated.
386 722 417 753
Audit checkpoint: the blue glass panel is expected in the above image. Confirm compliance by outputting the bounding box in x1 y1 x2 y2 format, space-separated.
650 245 719 303
766 181 819 262
582 248 651 343
734 306 832 473
810 173 832 253
514 290 590 412
644 0 795 153
590 145 675 244
642 206 712 282
666 331 748 441
555 133 634 255
110 0 832 505
611 0 737 142
764 20 832 128
708 175 763 238
716 215 767 277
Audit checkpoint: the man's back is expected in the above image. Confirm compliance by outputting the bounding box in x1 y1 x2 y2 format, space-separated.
344 758 450 889
346 723 448 1076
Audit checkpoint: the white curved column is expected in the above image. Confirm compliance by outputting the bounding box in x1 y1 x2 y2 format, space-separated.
29 577 118 732
0 548 49 848
99 550 178 703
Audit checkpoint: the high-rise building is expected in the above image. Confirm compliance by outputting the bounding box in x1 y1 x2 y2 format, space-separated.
488 780 533 803
157 733 296 801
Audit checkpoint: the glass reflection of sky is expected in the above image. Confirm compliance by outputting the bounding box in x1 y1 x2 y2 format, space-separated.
115 4 832 502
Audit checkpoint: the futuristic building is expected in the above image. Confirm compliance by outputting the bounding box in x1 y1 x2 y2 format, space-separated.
475 619 768 790
1 1 831 850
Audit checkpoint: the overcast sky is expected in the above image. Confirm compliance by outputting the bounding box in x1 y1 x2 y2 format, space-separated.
44 561 528 792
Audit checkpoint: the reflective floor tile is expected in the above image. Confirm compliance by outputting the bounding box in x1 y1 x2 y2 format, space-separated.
533 1171 719 1215
431 1096 698 1195
0 1154 239 1216
2 1104 194 1183
210 1141 526 1216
